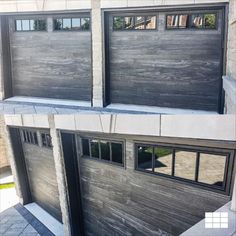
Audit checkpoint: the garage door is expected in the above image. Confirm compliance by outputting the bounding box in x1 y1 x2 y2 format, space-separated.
21 129 62 222
106 8 224 112
9 13 91 101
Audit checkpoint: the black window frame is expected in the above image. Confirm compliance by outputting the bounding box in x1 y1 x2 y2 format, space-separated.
135 143 232 193
80 137 125 167
53 17 91 31
15 19 47 32
21 129 38 145
165 12 218 30
113 15 157 31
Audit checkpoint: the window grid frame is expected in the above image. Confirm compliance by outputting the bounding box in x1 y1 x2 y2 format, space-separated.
81 137 125 167
113 15 157 31
15 19 47 32
21 129 39 146
53 17 91 31
40 132 53 149
135 143 230 192
165 12 218 30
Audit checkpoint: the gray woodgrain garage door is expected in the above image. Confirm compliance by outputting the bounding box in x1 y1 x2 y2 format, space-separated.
9 13 91 101
21 130 62 222
107 8 224 112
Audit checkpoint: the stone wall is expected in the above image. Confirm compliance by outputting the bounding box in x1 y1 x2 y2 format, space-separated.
224 0 236 113
0 116 9 169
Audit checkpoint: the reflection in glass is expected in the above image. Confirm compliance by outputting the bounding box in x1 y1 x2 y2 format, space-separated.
146 16 156 29
198 153 226 187
134 16 145 29
138 146 152 171
22 20 30 31
124 17 134 29
154 147 172 175
91 140 99 158
167 15 179 28
63 18 71 30
111 143 123 164
191 14 203 28
100 141 110 161
72 18 81 30
178 15 188 28
82 139 90 156
204 14 216 29
113 17 123 30
16 20 22 31
81 18 90 30
54 19 62 30
34 132 38 145
174 151 196 180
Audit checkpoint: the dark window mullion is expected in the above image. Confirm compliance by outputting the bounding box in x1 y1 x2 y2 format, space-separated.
98 140 102 160
88 139 92 158
152 146 155 172
172 149 175 176
109 142 112 163
195 152 200 182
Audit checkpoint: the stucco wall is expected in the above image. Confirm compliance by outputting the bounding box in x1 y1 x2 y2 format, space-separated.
0 116 9 169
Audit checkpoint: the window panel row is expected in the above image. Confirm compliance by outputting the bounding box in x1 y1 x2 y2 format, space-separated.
22 129 52 148
81 138 123 165
15 17 90 31
113 16 156 30
15 19 46 31
166 13 217 29
54 18 90 30
137 145 227 189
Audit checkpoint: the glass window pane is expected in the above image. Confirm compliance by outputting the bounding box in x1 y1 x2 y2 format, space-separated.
82 139 90 156
22 20 30 31
100 141 110 161
113 16 123 30
81 18 90 30
16 20 22 31
72 18 81 30
146 16 156 29
91 140 99 158
63 18 71 30
137 146 152 171
45 134 52 148
41 133 46 146
111 143 123 164
34 132 38 145
174 151 196 180
124 17 134 29
36 20 46 31
154 147 172 175
198 153 226 187
191 14 203 28
54 19 62 30
178 15 188 28
134 16 145 29
204 14 216 29
167 15 179 28
29 19 35 30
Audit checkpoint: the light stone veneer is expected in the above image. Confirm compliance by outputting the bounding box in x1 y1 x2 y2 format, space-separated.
224 0 236 114
5 114 236 141
0 115 9 169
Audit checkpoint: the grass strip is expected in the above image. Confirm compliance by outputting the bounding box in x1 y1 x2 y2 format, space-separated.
0 182 15 190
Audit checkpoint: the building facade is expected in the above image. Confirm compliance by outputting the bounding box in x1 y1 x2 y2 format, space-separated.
0 0 234 114
1 114 236 236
